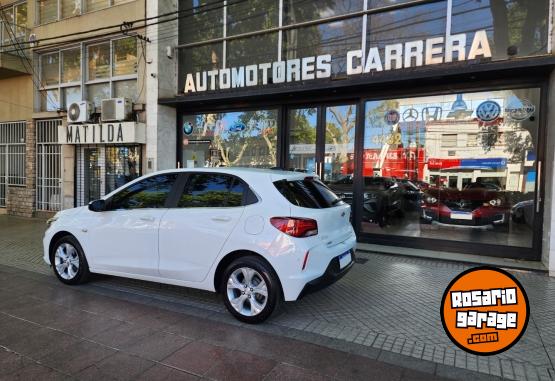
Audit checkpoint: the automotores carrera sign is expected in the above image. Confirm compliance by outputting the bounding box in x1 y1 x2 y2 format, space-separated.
183 30 492 94
441 267 529 355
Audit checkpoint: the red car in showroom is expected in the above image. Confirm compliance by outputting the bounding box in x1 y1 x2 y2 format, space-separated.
420 182 510 228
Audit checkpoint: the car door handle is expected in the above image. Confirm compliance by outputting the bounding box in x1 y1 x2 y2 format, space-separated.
211 216 232 222
139 216 155 222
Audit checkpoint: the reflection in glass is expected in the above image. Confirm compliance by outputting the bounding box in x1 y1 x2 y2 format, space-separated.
41 89 60 112
452 0 549 59
227 0 278 35
38 0 57 24
62 0 81 18
112 38 137 76
87 43 110 80
87 83 110 107
283 0 363 24
61 48 81 83
63 87 81 108
42 53 59 86
361 88 540 249
105 146 141 194
179 0 223 44
182 109 278 169
324 104 356 183
288 108 317 172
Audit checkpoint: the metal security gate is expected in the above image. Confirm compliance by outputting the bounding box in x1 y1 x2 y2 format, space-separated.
36 119 62 211
0 122 26 207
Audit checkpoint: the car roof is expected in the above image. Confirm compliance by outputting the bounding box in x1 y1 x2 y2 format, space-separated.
152 167 309 182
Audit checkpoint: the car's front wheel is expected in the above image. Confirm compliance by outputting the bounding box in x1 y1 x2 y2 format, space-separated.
221 256 281 324
51 235 90 285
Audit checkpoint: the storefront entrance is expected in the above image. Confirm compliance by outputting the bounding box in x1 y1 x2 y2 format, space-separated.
177 86 545 261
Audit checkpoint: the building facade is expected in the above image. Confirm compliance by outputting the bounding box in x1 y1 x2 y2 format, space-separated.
147 0 555 273
0 0 146 217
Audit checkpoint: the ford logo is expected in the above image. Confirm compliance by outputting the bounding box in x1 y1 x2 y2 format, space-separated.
229 122 246 132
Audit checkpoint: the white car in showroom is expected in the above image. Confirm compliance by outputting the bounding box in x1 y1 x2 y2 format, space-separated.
44 168 356 323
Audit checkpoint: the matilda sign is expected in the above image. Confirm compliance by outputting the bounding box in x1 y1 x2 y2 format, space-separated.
183 30 492 94
59 122 146 145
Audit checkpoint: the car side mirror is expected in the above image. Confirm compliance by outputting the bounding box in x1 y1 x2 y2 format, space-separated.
88 199 106 212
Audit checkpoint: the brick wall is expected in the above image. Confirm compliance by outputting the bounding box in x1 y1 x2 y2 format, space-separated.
6 120 36 217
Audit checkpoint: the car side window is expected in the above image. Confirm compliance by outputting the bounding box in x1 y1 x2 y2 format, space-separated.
109 174 178 210
178 173 246 208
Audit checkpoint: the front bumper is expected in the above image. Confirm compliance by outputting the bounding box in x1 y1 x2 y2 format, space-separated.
421 207 509 226
297 249 355 299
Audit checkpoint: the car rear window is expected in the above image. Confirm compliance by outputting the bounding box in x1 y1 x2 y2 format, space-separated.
273 177 344 208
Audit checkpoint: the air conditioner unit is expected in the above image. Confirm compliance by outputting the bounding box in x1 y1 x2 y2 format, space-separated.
101 98 133 122
67 101 94 123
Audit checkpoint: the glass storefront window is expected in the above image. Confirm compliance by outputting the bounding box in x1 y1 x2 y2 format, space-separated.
227 33 278 79
61 48 81 83
283 0 363 24
323 104 356 183
40 89 60 111
114 80 137 100
283 18 363 76
87 83 110 107
179 0 223 44
366 2 446 52
227 0 278 35
62 0 81 18
38 0 57 24
105 146 141 194
41 53 59 86
63 86 81 108
87 43 110 80
361 88 541 249
85 0 109 13
288 108 317 172
112 37 137 77
178 43 223 91
182 109 278 168
452 0 549 59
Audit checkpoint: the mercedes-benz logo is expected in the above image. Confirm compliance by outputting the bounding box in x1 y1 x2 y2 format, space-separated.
476 101 501 122
403 108 419 122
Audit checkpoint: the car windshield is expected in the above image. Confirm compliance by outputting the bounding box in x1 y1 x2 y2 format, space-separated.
274 177 344 208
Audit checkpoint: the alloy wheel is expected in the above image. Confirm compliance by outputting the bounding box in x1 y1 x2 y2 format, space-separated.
54 243 80 280
226 267 268 317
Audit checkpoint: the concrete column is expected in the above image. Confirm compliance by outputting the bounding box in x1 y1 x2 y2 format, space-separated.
61 145 75 210
542 69 555 276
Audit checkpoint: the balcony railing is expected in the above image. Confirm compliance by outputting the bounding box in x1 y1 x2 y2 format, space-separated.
0 21 31 77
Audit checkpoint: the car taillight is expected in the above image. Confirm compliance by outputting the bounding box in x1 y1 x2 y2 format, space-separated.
270 217 318 238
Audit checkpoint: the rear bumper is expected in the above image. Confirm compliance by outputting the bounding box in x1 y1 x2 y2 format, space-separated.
297 249 355 299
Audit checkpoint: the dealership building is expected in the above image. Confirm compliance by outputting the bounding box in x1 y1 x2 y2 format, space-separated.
2 0 555 274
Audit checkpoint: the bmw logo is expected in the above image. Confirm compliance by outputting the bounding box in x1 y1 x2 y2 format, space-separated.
476 101 501 122
183 122 194 135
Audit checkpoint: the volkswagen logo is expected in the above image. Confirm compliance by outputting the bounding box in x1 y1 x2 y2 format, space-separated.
403 108 419 122
476 101 501 122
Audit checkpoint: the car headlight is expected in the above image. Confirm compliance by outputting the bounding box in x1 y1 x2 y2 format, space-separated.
425 196 438 204
46 213 60 227
488 198 502 207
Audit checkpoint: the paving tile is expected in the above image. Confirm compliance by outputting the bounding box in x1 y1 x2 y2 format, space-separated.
162 340 227 375
134 364 200 381
123 330 192 361
263 363 332 381
89 321 158 349
2 359 68 381
0 347 27 376
75 352 155 381
378 351 437 374
39 339 116 374
335 353 403 381
204 349 277 380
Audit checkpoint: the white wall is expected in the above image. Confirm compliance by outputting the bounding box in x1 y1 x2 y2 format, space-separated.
146 0 178 173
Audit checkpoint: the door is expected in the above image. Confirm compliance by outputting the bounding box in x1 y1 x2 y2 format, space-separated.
286 103 357 204
0 145 5 207
82 173 178 276
159 173 246 282
84 148 101 204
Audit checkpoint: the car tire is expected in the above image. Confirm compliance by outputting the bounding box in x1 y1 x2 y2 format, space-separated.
221 256 281 324
50 235 90 285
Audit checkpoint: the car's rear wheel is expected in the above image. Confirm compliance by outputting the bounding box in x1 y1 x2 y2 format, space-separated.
51 235 90 285
221 256 281 324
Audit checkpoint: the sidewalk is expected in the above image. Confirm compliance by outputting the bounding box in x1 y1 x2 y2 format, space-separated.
1 214 554 380
0 264 447 380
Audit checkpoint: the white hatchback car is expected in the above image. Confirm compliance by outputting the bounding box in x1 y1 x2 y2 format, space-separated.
44 168 356 323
